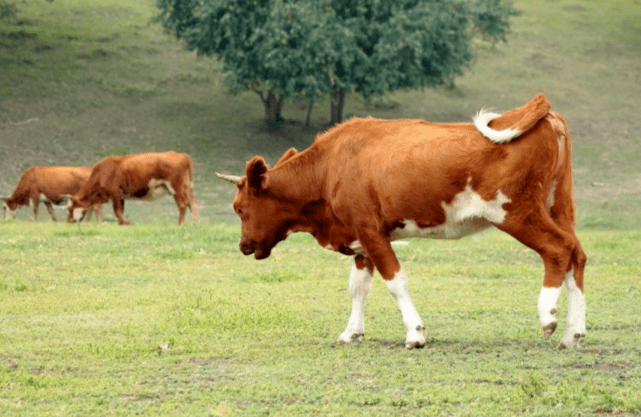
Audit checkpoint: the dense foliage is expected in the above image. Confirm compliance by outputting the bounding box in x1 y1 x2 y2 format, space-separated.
156 0 516 125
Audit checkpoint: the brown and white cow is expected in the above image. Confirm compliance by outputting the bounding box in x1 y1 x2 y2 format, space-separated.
67 151 197 225
217 94 587 349
3 166 102 222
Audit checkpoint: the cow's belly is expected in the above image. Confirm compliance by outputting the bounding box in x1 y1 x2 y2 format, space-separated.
390 182 511 240
125 179 175 201
391 217 493 240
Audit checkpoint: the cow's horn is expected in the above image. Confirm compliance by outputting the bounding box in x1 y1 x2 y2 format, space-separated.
216 173 242 185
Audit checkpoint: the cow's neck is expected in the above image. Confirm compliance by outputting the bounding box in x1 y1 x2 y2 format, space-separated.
267 150 356 250
267 146 325 206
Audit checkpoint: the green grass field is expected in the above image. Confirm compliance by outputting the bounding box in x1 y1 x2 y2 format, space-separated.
1 0 641 415
1 223 640 415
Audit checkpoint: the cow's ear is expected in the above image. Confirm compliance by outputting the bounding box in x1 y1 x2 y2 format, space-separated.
274 148 298 168
245 156 268 191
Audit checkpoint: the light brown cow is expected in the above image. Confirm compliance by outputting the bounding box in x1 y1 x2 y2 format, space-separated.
217 94 587 349
3 166 102 222
67 151 197 225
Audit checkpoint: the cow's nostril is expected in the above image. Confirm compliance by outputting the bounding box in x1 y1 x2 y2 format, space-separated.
239 241 256 256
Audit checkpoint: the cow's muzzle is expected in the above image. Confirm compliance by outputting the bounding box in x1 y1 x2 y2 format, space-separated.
239 239 271 259
239 240 256 256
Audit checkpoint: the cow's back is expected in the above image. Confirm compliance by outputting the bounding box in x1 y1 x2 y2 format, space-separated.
317 116 560 229
16 166 90 195
117 151 191 182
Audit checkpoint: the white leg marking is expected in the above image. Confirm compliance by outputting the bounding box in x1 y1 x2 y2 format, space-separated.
538 285 562 332
385 269 426 349
559 271 587 348
338 260 373 344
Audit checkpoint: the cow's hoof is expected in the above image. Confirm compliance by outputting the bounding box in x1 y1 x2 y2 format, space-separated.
338 332 363 344
405 340 426 350
542 322 557 340
558 332 585 349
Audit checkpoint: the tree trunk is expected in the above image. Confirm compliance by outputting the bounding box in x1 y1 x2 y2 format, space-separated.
305 100 314 128
329 89 346 126
252 86 284 128
263 91 284 128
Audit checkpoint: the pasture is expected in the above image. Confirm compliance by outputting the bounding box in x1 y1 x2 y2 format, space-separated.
1 0 641 415
1 223 640 416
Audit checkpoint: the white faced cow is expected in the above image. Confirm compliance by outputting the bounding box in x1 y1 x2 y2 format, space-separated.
217 94 587 349
68 151 197 225
3 166 102 222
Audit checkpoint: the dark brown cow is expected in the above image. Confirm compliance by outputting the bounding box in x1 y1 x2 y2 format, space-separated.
217 94 587 349
3 166 102 222
67 151 197 225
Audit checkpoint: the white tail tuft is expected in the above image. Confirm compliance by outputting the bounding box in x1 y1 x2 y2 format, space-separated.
473 109 523 144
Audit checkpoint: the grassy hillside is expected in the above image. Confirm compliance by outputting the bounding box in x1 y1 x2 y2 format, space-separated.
1 0 640 227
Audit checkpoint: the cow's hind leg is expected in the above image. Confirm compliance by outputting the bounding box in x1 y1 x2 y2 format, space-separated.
557 235 587 348
338 255 374 344
173 193 188 225
497 209 585 348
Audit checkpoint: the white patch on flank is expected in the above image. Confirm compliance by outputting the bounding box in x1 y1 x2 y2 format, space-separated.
537 285 562 329
130 178 175 201
324 244 333 251
338 260 374 344
38 193 50 203
348 240 365 255
385 269 426 349
473 110 523 144
559 270 587 348
546 179 557 212
390 180 511 240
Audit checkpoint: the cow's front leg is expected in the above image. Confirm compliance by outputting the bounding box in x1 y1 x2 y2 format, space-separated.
30 197 39 221
358 229 426 349
44 201 57 221
338 255 374 344
112 197 130 225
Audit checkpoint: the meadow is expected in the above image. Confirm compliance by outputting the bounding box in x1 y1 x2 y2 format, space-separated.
1 223 640 416
1 0 640 415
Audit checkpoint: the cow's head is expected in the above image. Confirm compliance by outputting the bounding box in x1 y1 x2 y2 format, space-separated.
217 150 301 260
66 195 89 223
2 198 18 219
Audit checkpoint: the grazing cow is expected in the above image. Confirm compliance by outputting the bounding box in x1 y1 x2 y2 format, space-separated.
3 166 102 222
217 94 587 349
67 151 197 225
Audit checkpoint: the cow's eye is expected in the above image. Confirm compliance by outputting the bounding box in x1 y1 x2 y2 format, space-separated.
235 208 242 216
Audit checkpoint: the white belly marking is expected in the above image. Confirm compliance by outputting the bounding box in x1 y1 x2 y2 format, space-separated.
390 183 511 240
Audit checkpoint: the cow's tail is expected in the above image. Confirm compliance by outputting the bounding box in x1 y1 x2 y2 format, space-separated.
186 162 198 222
474 93 552 144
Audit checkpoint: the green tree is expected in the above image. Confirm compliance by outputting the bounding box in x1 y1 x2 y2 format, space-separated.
1 0 55 21
156 0 516 127
1 1 18 20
